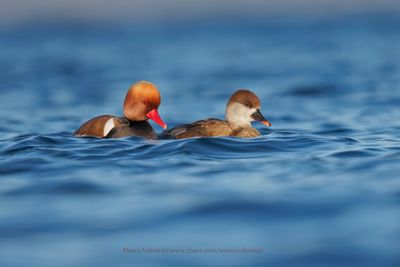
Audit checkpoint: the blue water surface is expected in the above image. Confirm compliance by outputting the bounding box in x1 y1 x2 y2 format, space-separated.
0 15 400 267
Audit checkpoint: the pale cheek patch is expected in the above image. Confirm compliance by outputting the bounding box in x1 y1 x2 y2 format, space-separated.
226 103 257 127
103 118 115 137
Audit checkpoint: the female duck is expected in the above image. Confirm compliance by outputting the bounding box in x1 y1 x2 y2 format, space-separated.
161 89 271 139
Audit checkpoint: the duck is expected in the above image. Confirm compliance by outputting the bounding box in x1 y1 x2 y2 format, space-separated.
160 89 271 139
74 81 167 139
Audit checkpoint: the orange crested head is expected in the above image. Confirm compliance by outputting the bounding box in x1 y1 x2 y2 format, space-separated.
123 81 166 129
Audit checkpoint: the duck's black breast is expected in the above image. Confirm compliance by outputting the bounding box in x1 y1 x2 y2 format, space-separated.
106 119 157 139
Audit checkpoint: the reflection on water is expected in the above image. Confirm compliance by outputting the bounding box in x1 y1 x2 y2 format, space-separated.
0 15 400 267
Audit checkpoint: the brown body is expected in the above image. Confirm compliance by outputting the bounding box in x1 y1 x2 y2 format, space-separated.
74 115 116 138
74 115 157 139
74 81 166 139
161 118 261 139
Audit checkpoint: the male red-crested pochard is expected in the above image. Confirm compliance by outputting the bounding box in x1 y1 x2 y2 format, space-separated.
74 81 167 139
160 89 271 139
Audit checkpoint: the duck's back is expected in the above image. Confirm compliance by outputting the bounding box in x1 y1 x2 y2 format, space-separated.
74 115 122 138
75 115 157 139
161 118 232 139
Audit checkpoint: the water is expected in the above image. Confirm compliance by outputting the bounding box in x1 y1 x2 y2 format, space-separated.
1 15 400 267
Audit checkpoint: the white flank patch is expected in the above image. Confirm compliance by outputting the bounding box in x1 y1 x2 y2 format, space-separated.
103 118 115 137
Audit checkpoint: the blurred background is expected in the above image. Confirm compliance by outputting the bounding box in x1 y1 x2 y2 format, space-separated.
0 1 400 267
2 0 400 26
